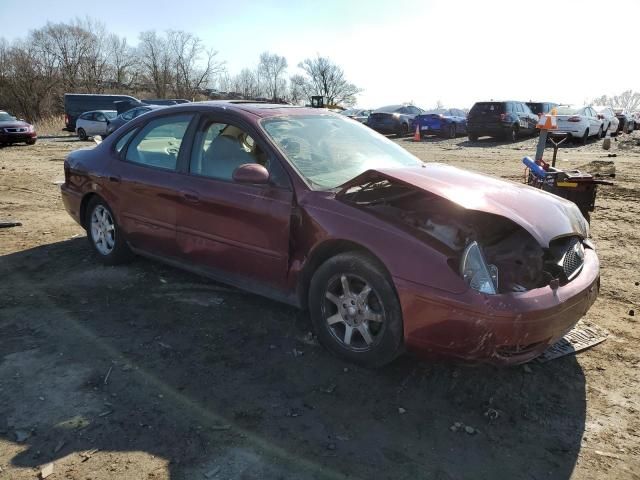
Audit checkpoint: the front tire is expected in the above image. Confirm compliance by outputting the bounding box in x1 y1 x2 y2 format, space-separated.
309 252 404 367
505 125 518 142
85 197 133 265
468 133 479 141
396 123 409 138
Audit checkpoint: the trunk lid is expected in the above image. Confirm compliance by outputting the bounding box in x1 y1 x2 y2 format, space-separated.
336 165 588 247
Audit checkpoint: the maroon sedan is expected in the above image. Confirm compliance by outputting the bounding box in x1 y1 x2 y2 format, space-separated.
0 111 37 146
60 102 600 367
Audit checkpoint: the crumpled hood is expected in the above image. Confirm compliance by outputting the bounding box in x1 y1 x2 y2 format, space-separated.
337 164 588 247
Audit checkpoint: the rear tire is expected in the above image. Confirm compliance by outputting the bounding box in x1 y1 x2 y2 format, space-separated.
85 197 133 266
580 129 589 145
397 123 409 138
444 124 456 139
78 128 88 141
597 126 603 139
309 252 404 368
468 133 479 142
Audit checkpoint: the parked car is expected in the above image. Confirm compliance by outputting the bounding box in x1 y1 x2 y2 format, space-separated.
526 102 558 117
552 105 604 144
0 111 37 146
340 108 371 123
64 93 189 131
106 105 165 136
592 106 619 136
65 94 138 131
633 112 640 130
467 101 539 141
614 109 635 134
61 102 600 367
367 104 424 137
414 108 467 138
76 110 118 140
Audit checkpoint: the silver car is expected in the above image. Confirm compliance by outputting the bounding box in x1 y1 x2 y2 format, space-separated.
76 110 117 140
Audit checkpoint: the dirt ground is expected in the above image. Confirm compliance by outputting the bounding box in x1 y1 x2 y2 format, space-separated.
1 131 639 480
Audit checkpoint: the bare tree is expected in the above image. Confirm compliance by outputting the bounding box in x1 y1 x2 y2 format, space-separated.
167 30 223 99
592 90 640 112
138 30 174 98
0 39 59 121
297 55 361 106
287 74 307 105
106 34 137 88
232 68 261 99
258 51 287 101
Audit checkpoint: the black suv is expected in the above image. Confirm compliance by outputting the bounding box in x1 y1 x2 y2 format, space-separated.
467 101 539 141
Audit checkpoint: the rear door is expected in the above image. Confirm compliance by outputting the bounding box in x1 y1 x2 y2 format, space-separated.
108 113 196 258
520 103 538 133
175 113 294 292
93 112 108 135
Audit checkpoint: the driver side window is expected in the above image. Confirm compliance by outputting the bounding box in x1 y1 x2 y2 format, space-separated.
124 114 193 170
190 121 266 181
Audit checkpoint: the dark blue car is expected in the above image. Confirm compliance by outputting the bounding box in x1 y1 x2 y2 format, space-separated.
414 108 468 139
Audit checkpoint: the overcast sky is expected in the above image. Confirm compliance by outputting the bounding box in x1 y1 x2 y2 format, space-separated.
1 0 638 109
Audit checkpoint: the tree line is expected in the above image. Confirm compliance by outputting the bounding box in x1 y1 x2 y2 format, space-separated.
0 18 362 121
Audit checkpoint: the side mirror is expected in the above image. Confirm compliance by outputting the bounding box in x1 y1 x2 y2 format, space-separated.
232 163 270 185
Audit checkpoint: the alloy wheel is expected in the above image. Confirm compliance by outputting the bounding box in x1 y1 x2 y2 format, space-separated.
322 273 385 352
90 205 116 255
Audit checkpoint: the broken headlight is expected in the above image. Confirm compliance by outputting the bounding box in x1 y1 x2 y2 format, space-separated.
460 241 499 294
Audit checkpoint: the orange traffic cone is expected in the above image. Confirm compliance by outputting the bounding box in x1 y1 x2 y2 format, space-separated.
413 123 421 142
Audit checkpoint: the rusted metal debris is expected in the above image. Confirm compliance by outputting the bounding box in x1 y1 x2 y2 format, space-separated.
0 221 22 228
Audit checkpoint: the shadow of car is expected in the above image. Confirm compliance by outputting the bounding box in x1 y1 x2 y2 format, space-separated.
0 239 587 480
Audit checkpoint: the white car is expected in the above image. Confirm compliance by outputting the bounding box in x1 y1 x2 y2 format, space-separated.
75 110 117 140
592 105 619 136
552 105 604 144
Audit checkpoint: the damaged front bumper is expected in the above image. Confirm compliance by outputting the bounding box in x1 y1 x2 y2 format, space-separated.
396 248 600 365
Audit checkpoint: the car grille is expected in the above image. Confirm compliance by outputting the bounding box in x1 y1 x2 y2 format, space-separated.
4 127 27 133
561 237 585 280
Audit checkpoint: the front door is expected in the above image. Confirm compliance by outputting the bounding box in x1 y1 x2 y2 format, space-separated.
108 113 195 258
175 116 294 292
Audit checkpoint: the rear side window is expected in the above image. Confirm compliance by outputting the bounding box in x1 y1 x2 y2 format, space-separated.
124 114 193 170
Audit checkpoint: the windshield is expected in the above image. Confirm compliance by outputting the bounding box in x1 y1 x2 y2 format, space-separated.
0 112 17 122
557 106 580 115
261 114 423 190
105 111 118 119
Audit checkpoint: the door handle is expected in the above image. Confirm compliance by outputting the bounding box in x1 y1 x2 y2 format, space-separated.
182 192 200 203
108 176 121 183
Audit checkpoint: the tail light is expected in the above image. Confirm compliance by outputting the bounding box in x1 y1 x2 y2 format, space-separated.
64 114 69 126
568 116 581 122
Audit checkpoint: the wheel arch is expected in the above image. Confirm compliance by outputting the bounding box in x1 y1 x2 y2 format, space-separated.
297 239 395 310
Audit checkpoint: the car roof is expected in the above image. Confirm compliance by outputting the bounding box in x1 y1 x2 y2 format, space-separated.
148 101 331 119
84 109 117 114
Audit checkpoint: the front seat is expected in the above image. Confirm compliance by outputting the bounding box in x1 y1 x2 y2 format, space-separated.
202 135 255 180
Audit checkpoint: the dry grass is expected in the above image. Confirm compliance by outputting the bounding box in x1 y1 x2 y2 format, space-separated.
32 115 70 137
